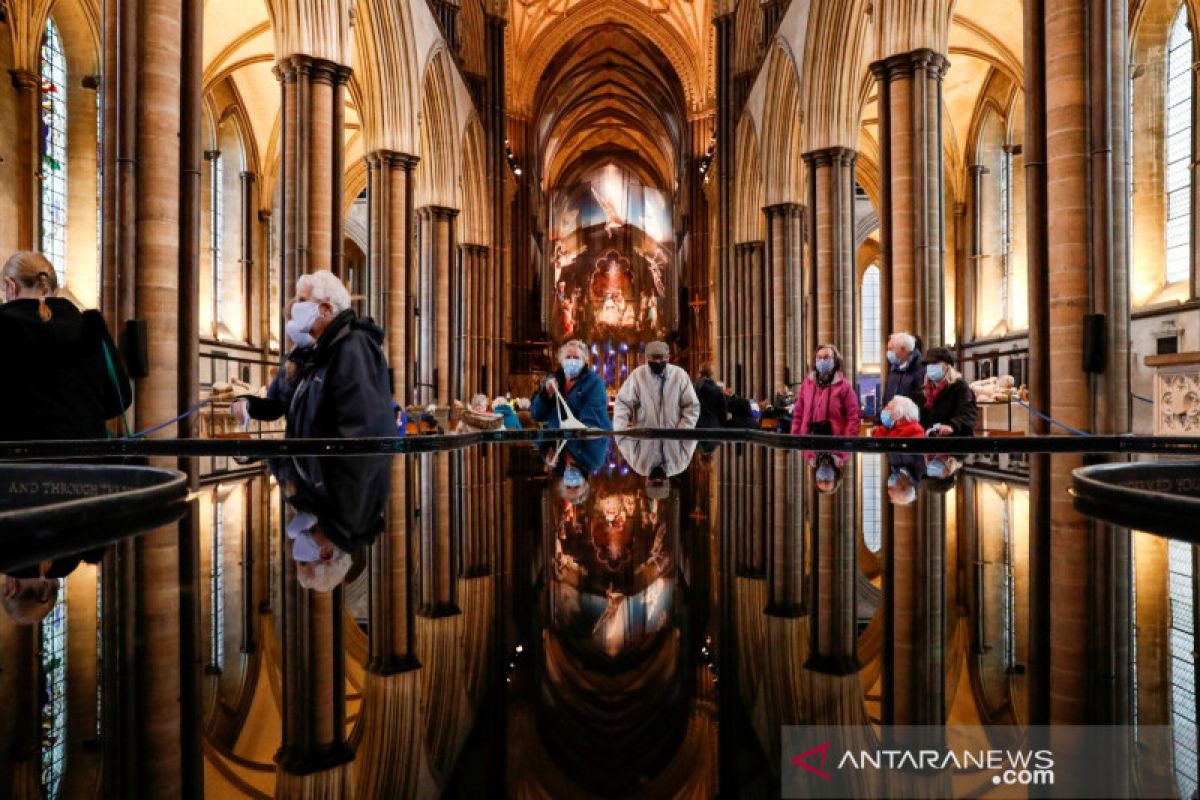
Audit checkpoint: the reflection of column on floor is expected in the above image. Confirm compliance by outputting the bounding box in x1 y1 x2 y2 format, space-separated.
807 460 859 676
420 451 461 618
766 450 805 618
733 444 766 578
882 489 945 727
276 555 350 780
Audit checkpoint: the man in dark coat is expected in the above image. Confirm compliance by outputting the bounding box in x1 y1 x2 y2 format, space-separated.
284 271 396 441
881 331 926 409
694 363 727 429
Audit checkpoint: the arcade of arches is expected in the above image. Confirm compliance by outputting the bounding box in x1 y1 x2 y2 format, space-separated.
2 0 1200 797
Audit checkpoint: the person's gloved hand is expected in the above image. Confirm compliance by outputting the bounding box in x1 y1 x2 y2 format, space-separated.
230 398 251 429
544 376 559 397
928 423 953 437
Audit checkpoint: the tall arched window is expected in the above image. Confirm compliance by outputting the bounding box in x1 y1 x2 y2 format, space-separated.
40 18 68 285
860 264 881 367
1166 6 1192 286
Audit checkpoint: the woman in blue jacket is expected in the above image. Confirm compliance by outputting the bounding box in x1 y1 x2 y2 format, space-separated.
530 339 612 430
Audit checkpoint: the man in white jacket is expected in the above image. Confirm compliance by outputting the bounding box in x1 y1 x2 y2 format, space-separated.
613 340 701 430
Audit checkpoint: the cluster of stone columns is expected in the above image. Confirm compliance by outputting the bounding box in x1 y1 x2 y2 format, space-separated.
725 241 766 396
415 206 458 405
803 148 858 373
276 55 352 293
763 203 804 388
1024 0 1132 735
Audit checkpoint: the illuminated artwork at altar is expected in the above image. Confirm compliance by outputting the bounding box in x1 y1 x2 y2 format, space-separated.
547 164 676 347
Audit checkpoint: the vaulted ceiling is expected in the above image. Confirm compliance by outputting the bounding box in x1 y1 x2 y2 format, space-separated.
534 23 688 191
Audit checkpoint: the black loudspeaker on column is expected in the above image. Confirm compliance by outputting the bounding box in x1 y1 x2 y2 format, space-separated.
121 319 150 379
1082 313 1106 374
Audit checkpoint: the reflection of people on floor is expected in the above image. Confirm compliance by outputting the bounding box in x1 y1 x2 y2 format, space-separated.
2 548 103 625
278 451 390 592
616 436 698 478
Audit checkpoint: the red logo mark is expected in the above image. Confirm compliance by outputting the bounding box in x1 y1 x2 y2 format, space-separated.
791 741 832 781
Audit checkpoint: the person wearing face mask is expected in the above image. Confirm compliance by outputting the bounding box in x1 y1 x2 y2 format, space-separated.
531 339 612 430
789 343 861 436
871 395 926 438
613 340 700 430
919 347 978 437
0 251 132 441
881 331 926 411
694 363 727 429
230 274 318 427
283 270 395 440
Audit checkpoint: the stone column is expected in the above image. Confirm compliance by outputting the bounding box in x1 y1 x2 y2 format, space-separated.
763 203 803 388
871 50 949 349
803 147 858 377
415 206 458 404
9 69 38 250
367 151 418 398
95 3 203 794
954 196 971 345
715 11 736 388
1024 0 1132 732
276 55 352 292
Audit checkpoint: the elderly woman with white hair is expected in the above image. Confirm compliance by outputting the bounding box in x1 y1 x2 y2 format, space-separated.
284 270 396 439
871 394 926 438
530 338 612 430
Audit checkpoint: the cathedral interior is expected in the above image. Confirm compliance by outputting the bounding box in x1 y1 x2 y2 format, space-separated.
2 0 1200 797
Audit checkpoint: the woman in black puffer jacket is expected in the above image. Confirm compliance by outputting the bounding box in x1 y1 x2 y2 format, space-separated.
0 251 131 441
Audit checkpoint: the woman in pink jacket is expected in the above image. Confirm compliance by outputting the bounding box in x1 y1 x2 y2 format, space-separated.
789 343 862 436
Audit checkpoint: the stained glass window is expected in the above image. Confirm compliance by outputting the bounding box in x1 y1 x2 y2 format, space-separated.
39 18 68 286
1166 6 1192 286
40 576 67 800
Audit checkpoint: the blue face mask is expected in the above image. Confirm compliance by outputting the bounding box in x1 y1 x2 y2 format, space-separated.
887 471 903 488
815 358 835 375
880 409 894 428
926 459 946 479
815 465 836 483
886 351 901 367
926 364 945 384
561 357 584 379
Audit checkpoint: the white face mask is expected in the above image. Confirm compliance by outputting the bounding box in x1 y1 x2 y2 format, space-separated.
286 301 321 348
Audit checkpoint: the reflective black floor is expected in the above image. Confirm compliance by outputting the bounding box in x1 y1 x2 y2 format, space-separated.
1 438 1198 798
